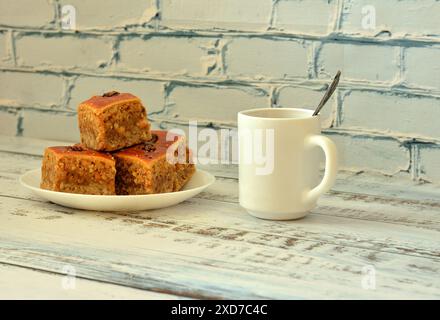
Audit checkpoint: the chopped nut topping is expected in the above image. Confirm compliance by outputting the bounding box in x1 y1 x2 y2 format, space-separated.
141 133 159 153
67 145 86 152
102 91 120 97
150 133 159 144
143 143 156 153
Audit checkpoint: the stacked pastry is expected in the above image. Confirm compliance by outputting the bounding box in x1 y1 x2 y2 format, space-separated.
40 91 195 195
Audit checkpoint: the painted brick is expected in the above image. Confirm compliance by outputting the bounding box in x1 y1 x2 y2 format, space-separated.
419 146 440 183
0 32 6 62
58 0 157 30
327 133 409 175
69 76 164 114
225 38 308 79
277 86 335 128
21 110 79 142
0 109 19 136
340 0 440 37
0 72 63 108
118 37 210 75
166 85 269 124
0 32 13 67
15 35 112 70
273 0 337 35
341 91 440 139
405 47 440 90
317 43 397 82
0 0 54 28
161 0 272 31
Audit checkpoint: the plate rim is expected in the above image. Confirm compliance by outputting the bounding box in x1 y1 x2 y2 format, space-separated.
19 168 216 199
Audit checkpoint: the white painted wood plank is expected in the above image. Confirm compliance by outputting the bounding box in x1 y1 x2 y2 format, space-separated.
0 263 184 300
2 166 440 259
0 196 439 299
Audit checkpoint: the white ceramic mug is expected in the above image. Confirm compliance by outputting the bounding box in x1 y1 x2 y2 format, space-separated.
238 108 338 220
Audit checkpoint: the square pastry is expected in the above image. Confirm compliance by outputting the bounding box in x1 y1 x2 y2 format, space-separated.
114 130 195 195
40 145 116 195
78 91 151 151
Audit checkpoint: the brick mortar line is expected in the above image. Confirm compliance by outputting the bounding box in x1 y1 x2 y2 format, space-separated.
0 106 76 115
410 144 420 180
1 26 440 47
1 103 438 145
331 0 345 32
150 117 440 145
1 66 439 99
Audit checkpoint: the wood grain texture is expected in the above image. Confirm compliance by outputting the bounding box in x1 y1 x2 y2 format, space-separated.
1 196 439 299
0 135 439 299
0 263 184 300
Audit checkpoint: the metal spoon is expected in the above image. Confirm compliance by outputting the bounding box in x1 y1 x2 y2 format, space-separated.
313 70 341 116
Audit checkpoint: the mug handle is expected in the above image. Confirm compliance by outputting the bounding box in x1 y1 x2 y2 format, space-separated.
303 135 338 204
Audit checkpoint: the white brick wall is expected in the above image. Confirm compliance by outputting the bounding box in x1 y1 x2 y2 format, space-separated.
328 133 409 175
405 47 440 90
0 32 5 61
0 0 55 28
0 109 19 136
341 0 440 38
165 85 269 124
273 0 337 35
341 91 440 139
225 38 309 79
419 146 440 183
317 43 398 82
58 0 157 30
15 34 112 69
118 37 211 75
0 71 63 108
21 110 79 142
161 0 272 31
0 0 439 183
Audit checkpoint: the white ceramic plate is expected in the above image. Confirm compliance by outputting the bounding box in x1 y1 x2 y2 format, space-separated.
20 169 215 211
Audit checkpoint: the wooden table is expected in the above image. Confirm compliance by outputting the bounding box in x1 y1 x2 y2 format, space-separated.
0 135 439 299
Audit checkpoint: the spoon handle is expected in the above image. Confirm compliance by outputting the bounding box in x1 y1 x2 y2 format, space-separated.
313 70 341 116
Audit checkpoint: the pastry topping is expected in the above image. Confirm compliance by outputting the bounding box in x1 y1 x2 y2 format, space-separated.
142 133 159 153
67 145 86 152
150 133 159 144
102 91 120 97
143 142 156 153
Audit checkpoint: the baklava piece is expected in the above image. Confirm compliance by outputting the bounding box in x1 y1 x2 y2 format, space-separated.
114 130 195 195
78 91 151 151
40 145 116 195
